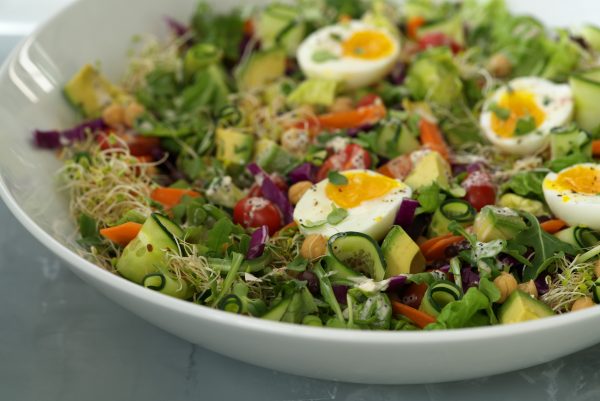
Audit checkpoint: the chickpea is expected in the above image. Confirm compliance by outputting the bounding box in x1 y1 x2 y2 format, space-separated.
329 97 354 113
486 53 512 78
518 280 538 298
300 234 328 260
594 259 600 279
281 128 310 156
123 102 145 128
288 181 313 205
102 103 124 127
493 272 518 304
571 296 596 312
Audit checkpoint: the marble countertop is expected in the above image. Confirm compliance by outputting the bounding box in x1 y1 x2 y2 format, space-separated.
2 2 600 400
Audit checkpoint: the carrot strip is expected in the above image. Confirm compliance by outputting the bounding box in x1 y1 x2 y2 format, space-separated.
420 233 464 261
419 233 454 255
593 140 600 157
317 102 386 130
407 16 425 40
151 187 201 209
391 301 436 329
540 219 567 234
419 119 451 162
100 222 142 247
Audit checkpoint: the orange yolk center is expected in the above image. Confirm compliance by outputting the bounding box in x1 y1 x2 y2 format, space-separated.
342 30 394 60
325 171 401 208
490 90 546 138
547 166 600 195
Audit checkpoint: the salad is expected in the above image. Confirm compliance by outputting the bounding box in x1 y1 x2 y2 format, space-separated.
33 0 600 331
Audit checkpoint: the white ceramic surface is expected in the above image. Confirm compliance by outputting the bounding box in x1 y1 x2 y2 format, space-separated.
1 0 600 385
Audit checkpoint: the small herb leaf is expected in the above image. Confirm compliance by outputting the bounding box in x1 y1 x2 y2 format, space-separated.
514 115 537 136
488 103 511 121
327 204 348 225
312 50 339 63
328 170 348 186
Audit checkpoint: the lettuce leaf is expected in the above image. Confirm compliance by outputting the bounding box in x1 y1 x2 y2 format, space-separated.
425 287 493 330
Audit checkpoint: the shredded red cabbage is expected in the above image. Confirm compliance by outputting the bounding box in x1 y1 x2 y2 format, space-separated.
386 275 407 294
288 162 317 184
164 16 189 37
246 225 269 260
461 267 480 290
394 198 419 230
247 163 294 224
33 118 106 149
332 285 349 305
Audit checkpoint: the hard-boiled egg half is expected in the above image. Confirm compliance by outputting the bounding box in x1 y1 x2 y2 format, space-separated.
294 169 412 240
480 77 574 156
543 163 600 230
296 20 400 89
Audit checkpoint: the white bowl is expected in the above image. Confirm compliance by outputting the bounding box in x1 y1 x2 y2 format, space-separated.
2 0 600 385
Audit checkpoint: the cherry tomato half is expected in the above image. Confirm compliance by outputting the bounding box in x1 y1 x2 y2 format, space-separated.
233 197 283 234
418 32 462 54
96 132 160 157
378 155 413 180
317 143 372 182
462 170 497 211
398 283 428 309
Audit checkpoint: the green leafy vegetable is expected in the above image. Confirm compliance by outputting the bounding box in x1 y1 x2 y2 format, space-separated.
514 115 537 136
508 212 577 281
546 153 592 173
311 50 339 63
327 204 349 225
77 214 104 247
425 287 494 330
328 170 349 185
191 2 244 62
416 183 446 215
488 103 510 120
502 171 546 201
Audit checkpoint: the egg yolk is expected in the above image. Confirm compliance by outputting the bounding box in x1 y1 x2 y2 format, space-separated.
325 171 401 208
545 165 600 195
490 90 546 138
342 30 395 60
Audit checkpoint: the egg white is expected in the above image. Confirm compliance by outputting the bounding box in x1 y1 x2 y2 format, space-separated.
296 21 400 90
293 169 412 240
543 163 600 230
480 77 573 156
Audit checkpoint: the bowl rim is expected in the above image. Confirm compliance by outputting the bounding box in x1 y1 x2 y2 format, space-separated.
1 0 600 347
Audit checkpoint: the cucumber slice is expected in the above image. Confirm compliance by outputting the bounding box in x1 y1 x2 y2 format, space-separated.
419 280 462 317
116 213 183 285
428 199 475 237
555 226 600 249
592 279 600 303
321 255 360 282
327 232 386 281
570 69 600 133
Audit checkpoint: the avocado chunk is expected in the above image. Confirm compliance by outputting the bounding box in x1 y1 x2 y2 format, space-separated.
215 128 255 167
381 226 426 277
498 193 548 217
473 206 527 242
287 78 339 107
64 64 128 118
235 48 287 91
498 290 555 324
404 151 451 191
254 138 299 173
